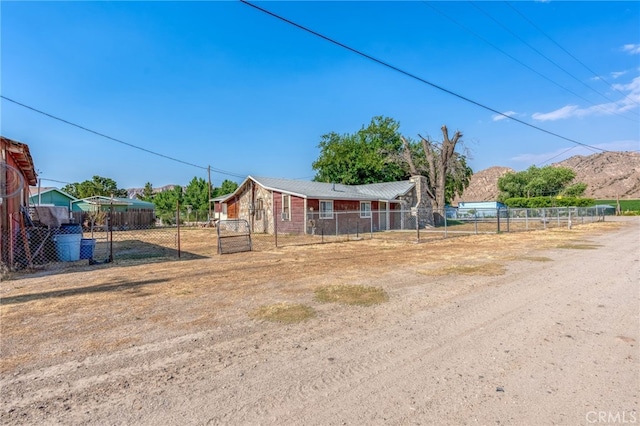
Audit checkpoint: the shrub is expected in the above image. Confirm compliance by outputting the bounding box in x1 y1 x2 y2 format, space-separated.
504 196 594 208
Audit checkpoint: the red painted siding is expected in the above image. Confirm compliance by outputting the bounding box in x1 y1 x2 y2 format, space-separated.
273 191 305 234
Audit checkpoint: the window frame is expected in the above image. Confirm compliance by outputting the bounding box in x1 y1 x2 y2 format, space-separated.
319 200 334 219
281 194 291 221
360 201 372 218
255 198 263 220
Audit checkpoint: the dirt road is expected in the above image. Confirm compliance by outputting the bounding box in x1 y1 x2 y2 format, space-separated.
1 218 638 425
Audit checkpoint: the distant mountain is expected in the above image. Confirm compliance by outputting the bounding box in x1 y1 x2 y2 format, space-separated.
453 151 640 204
553 151 640 199
126 185 178 199
452 166 513 203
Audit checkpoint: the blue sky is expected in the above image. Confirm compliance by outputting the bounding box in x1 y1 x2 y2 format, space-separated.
2 1 639 190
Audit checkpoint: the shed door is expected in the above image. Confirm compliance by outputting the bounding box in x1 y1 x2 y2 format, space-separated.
227 201 238 219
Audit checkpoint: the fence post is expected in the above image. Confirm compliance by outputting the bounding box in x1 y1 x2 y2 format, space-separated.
8 213 14 267
496 208 501 233
274 205 278 248
506 208 510 233
370 212 373 239
347 217 350 241
474 213 478 234
176 200 181 258
108 201 114 262
525 208 528 230
444 209 448 238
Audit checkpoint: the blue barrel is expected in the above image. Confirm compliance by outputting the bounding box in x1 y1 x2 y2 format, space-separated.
53 234 82 261
80 238 96 259
59 223 82 234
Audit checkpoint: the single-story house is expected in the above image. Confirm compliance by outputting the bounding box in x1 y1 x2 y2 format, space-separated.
29 187 77 208
71 196 155 213
457 201 507 218
212 175 433 235
1 136 38 267
28 187 78 227
211 194 231 222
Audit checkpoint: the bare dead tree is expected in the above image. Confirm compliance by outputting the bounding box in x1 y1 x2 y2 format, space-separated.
401 125 464 225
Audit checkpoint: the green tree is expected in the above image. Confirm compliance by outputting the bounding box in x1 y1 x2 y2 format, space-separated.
497 166 581 201
444 155 473 205
312 116 408 184
62 176 127 198
137 182 155 201
184 177 212 212
153 185 183 214
213 179 238 197
561 182 587 197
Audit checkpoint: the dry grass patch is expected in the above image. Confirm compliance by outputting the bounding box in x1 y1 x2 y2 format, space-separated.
557 243 600 250
518 256 553 262
419 262 506 276
249 302 316 323
314 285 389 306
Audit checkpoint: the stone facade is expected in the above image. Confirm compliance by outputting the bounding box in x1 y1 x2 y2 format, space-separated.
408 175 434 227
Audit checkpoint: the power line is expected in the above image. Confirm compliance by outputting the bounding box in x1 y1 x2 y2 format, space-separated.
1 95 246 179
239 0 607 153
505 1 640 108
470 1 639 119
37 177 74 186
535 146 580 167
422 1 637 123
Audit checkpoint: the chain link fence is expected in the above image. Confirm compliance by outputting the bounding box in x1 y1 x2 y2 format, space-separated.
2 204 609 278
1 206 180 279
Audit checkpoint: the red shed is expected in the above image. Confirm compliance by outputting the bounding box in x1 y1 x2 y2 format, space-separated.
1 136 39 269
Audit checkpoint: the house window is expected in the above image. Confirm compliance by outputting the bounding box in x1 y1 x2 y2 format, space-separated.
255 198 263 220
360 201 371 218
320 200 333 219
281 194 290 221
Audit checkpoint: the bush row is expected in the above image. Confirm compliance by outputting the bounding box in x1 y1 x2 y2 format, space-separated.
504 197 595 208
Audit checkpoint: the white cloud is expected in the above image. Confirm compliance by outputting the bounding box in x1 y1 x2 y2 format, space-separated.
492 111 517 122
532 76 640 121
622 44 640 55
612 75 640 95
532 105 581 121
610 70 627 79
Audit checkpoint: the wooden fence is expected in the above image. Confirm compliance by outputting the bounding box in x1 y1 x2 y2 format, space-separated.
71 210 156 230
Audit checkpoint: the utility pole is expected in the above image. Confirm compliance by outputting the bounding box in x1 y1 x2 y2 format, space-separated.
208 165 212 224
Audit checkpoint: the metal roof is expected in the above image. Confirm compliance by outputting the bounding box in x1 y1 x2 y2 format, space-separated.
218 176 415 202
71 196 155 208
29 186 78 200
2 136 38 186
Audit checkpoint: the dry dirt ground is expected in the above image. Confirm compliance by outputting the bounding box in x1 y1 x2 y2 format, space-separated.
1 217 638 425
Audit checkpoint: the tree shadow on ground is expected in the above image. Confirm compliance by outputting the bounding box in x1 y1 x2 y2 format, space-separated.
4 240 210 282
0 277 171 305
